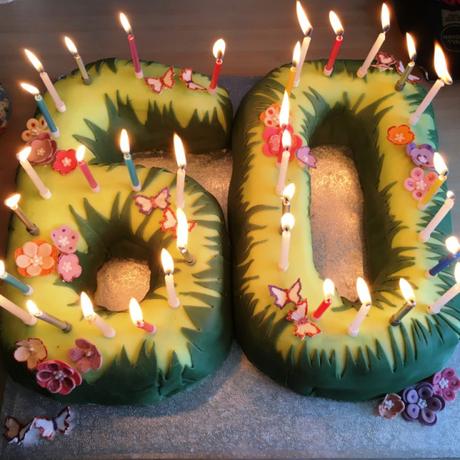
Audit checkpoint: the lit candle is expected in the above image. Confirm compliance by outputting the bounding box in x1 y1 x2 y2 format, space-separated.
0 260 33 295
64 36 92 85
24 49 66 112
76 145 100 192
281 183 295 214
16 146 52 200
119 129 141 192
279 212 295 272
279 90 290 128
357 3 390 78
390 278 416 326
427 236 460 278
119 12 143 78
324 11 344 77
348 277 372 336
418 152 448 210
430 262 460 314
410 43 452 125
276 130 292 194
294 1 313 87
420 191 455 242
20 82 59 137
176 208 196 265
80 292 116 338
395 33 417 91
286 41 301 95
129 298 156 334
4 194 39 236
312 279 335 320
26 300 72 333
174 133 187 209
0 294 36 326
161 249 180 308
208 38 226 93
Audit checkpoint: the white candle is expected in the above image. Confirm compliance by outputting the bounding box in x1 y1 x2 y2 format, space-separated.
420 191 455 242
64 36 92 85
176 208 196 265
17 146 51 199
279 212 295 272
430 262 460 314
276 130 292 195
294 1 313 87
80 292 116 338
357 3 390 78
348 277 372 336
161 249 180 308
174 134 187 209
281 183 295 214
0 294 37 326
410 44 452 125
24 49 66 112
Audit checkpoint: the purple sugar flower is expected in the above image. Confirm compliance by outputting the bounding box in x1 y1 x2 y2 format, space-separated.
406 143 435 168
400 382 445 425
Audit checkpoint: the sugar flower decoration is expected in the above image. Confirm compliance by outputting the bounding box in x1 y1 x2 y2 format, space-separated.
36 360 82 396
259 103 281 128
371 51 398 71
57 254 82 282
432 368 460 402
404 167 437 201
52 149 78 175
378 393 405 419
26 133 57 165
68 339 102 373
400 382 445 425
262 125 303 163
14 338 47 370
406 143 435 169
51 225 80 254
15 240 58 277
21 118 50 142
387 125 415 146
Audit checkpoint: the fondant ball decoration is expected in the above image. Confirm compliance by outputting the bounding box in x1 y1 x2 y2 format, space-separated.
1 59 233 404
229 60 460 401
0 84 10 134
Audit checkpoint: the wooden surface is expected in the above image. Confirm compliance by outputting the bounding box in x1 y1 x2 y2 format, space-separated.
0 0 458 251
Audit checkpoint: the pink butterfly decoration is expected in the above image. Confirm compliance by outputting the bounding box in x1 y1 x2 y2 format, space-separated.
286 300 321 339
160 207 196 235
133 187 171 216
145 67 175 94
268 278 303 309
180 68 207 91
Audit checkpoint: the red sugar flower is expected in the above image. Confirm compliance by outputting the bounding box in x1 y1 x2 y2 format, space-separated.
36 360 82 396
262 125 302 163
52 149 78 175
68 339 102 373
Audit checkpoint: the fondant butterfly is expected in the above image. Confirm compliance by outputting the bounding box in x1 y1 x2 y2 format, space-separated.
268 278 303 309
160 207 196 234
286 300 322 339
180 68 206 91
145 67 175 94
4 406 73 445
134 187 171 215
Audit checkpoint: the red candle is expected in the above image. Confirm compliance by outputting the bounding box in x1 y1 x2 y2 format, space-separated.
76 145 100 192
129 298 156 335
209 38 226 92
324 11 344 77
312 279 335 320
119 12 143 79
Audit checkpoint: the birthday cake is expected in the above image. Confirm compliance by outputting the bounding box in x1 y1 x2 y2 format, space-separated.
229 58 460 401
1 58 233 404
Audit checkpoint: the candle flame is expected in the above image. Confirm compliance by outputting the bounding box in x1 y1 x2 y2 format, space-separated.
80 291 95 318
161 248 174 274
26 300 41 317
4 193 20 210
129 298 143 325
281 212 295 231
76 145 86 162
433 152 448 176
176 208 189 249
0 260 5 277
329 11 344 35
119 12 133 35
380 3 390 32
406 33 416 61
24 49 44 72
323 278 335 299
119 129 130 154
282 129 292 150
356 277 371 305
434 43 452 85
292 41 301 67
455 262 460 284
20 82 40 96
445 236 460 255
279 91 290 127
282 183 296 201
64 36 78 55
212 38 226 60
296 1 312 36
447 190 455 199
173 133 187 168
399 278 415 303
17 146 32 162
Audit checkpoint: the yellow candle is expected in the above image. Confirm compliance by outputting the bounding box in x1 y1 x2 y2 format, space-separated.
418 152 448 210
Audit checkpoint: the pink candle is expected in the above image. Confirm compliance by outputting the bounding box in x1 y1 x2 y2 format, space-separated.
76 145 99 192
312 279 335 319
129 298 156 334
324 11 344 77
209 38 226 92
119 12 143 79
